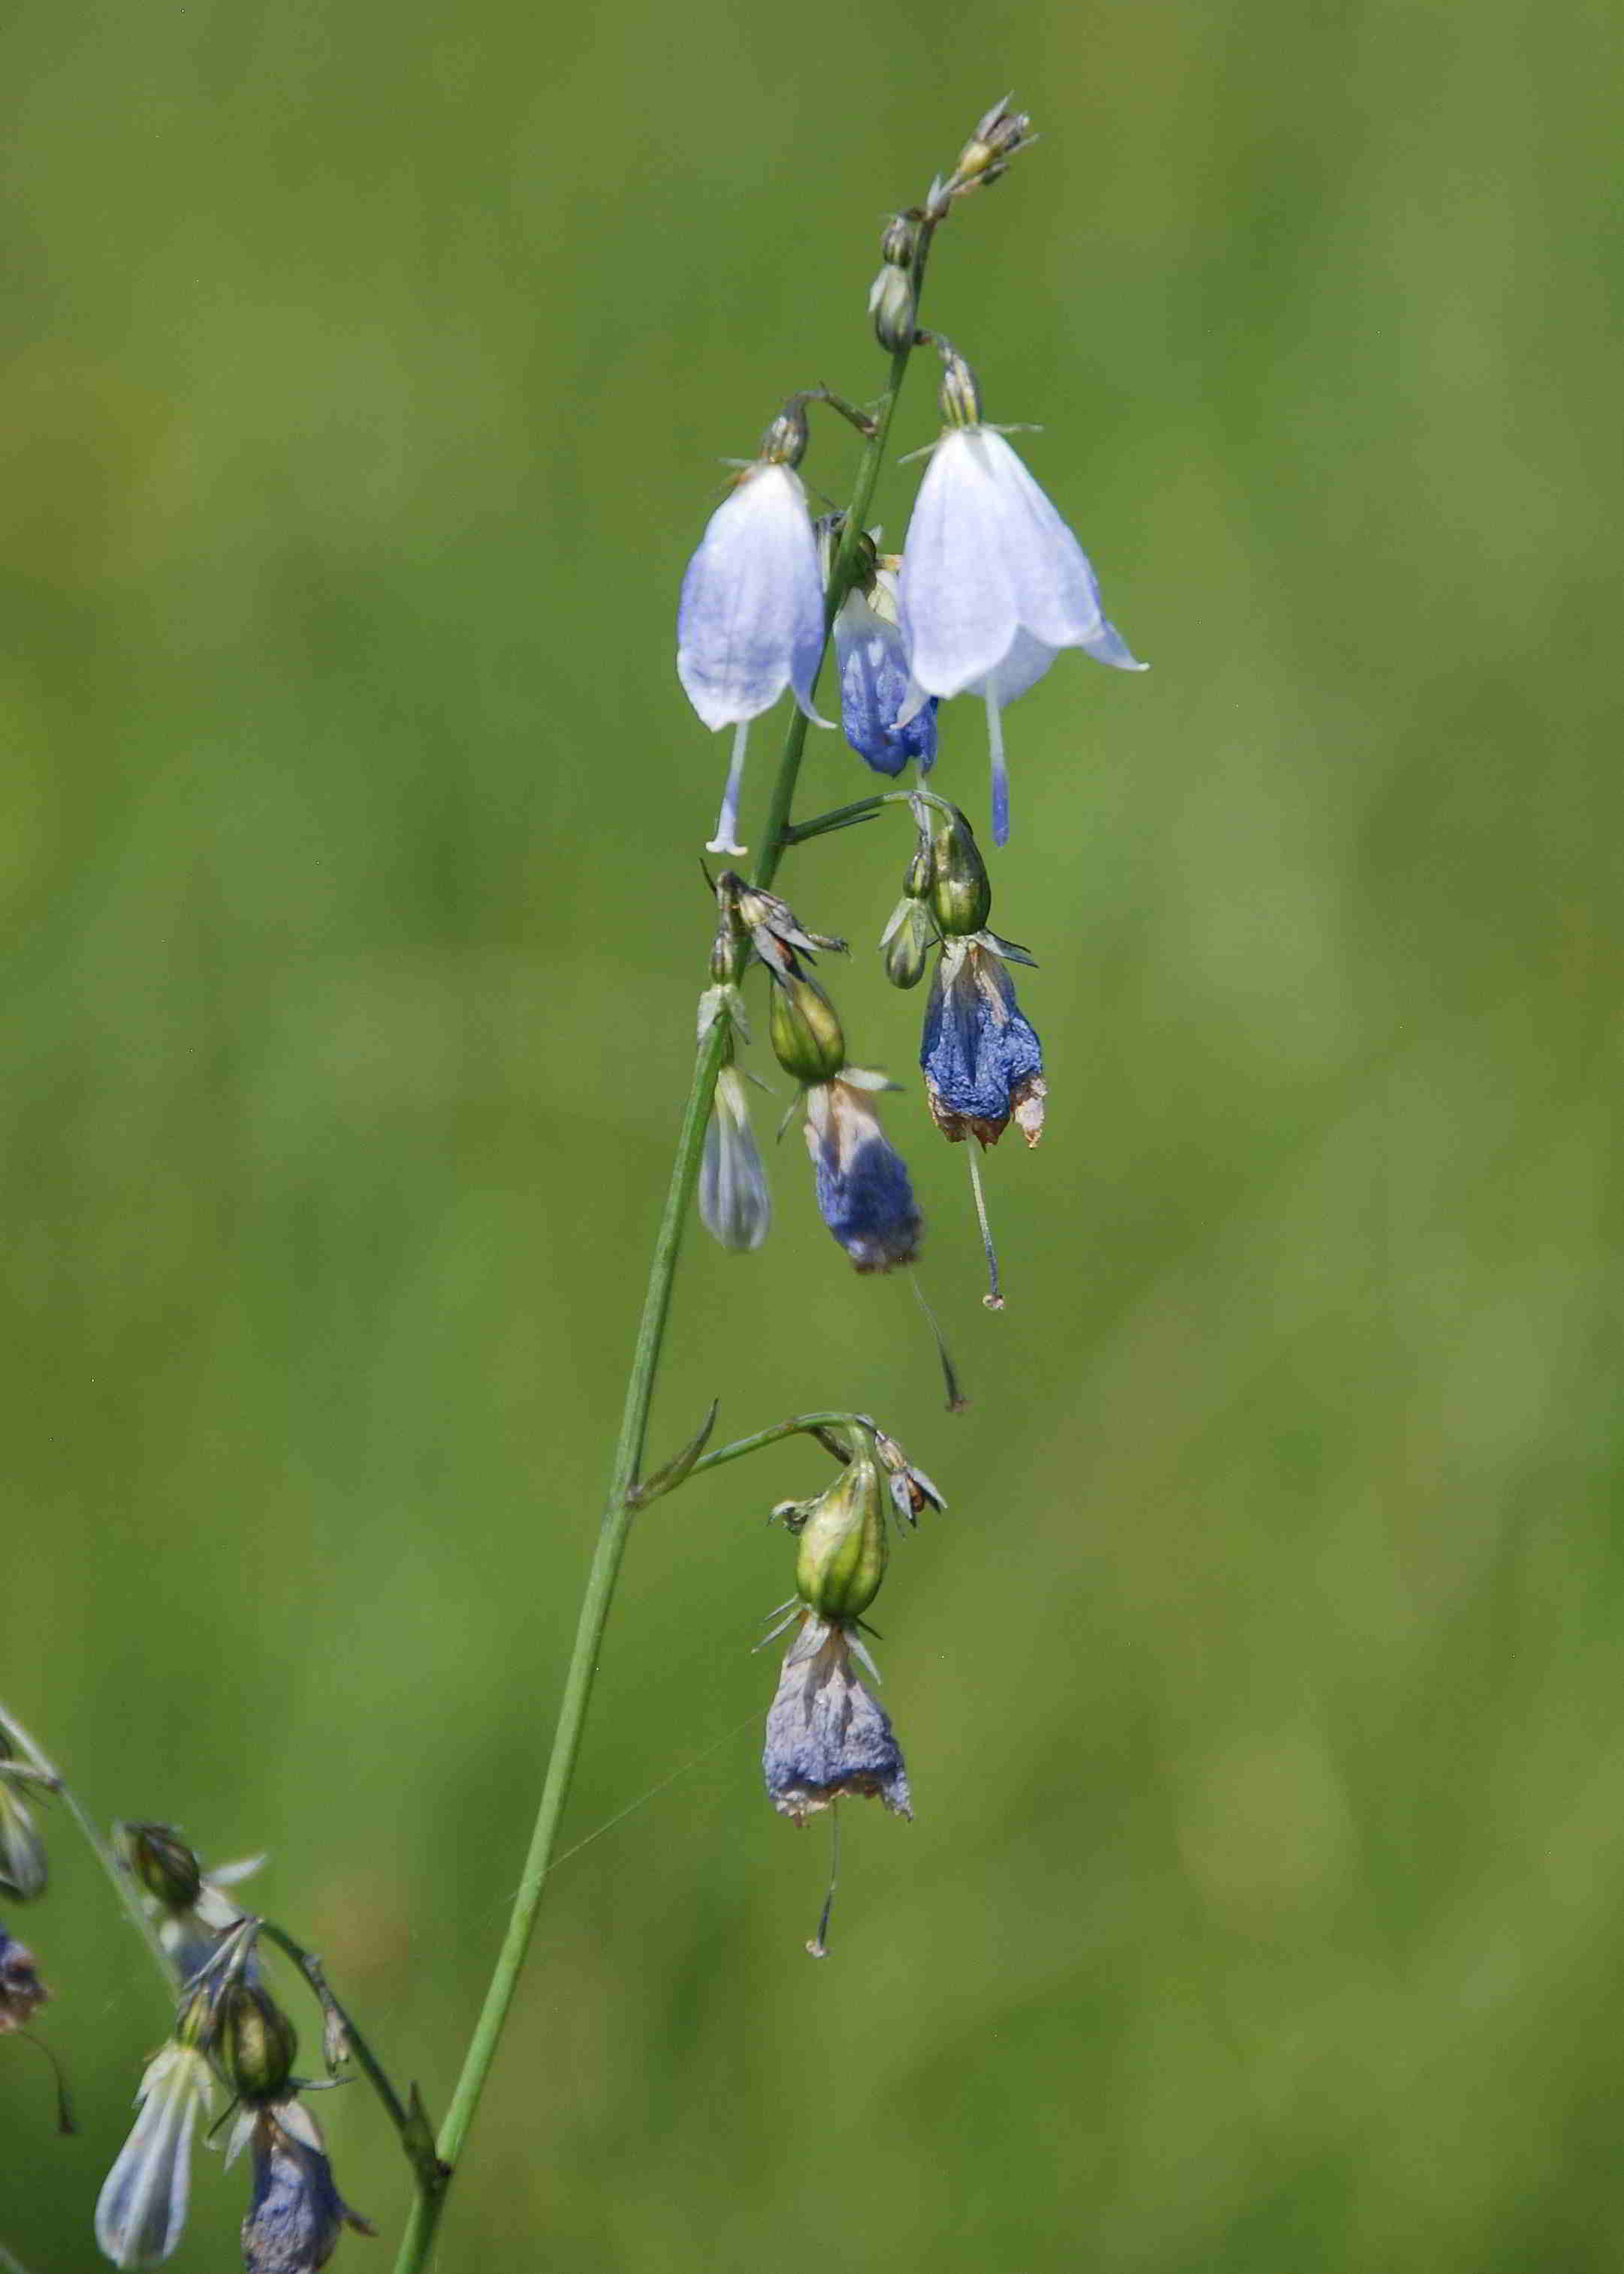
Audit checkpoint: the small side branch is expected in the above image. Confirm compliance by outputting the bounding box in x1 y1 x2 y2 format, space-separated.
257 1921 448 2200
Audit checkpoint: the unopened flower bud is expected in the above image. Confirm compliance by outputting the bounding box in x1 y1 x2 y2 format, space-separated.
122 1822 204 1910
882 898 935 989
953 98 1034 186
880 213 919 268
759 397 810 470
769 971 846 1083
794 1446 889 1621
927 805 993 935
938 346 983 430
221 1983 299 2103
869 264 916 354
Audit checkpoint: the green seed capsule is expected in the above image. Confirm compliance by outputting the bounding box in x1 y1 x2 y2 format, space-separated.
928 807 992 936
795 1450 889 1621
220 1983 299 2102
121 1822 203 1910
883 899 935 989
769 972 847 1083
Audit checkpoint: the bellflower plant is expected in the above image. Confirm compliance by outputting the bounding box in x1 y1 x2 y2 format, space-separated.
898 344 1146 844
6 98 1154 2269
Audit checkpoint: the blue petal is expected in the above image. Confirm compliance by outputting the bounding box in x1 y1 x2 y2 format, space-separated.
922 953 1043 1124
814 1134 922 1273
835 602 937 776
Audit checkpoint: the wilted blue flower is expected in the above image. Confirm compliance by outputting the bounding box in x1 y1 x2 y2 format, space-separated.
834 568 937 777
699 1066 771 1253
898 404 1145 845
95 2038 214 2267
762 1615 912 1822
804 1077 922 1273
921 938 1046 1148
678 451 826 856
0 1922 48 2031
228 2097 373 2274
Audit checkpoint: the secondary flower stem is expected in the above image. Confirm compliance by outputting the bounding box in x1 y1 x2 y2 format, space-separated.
682 1411 871 1483
255 1920 442 2194
391 219 938 2274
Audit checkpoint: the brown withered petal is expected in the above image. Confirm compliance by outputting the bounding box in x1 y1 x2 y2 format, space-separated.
0 1925 48 2030
762 1619 912 1823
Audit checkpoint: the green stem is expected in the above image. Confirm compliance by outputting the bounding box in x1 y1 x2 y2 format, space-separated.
683 1411 869 1483
0 1701 172 1995
392 216 940 2274
783 784 955 846
256 1920 441 2191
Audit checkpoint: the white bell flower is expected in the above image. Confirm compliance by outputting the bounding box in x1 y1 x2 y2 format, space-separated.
94 2040 214 2267
898 421 1145 845
677 455 826 857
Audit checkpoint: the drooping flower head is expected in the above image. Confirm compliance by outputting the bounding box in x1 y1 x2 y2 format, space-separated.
677 399 827 856
834 557 937 778
229 2097 373 2274
921 938 1046 1149
762 1617 912 1824
699 1065 771 1254
803 1075 923 1274
95 2026 215 2267
0 1922 48 2031
898 345 1146 845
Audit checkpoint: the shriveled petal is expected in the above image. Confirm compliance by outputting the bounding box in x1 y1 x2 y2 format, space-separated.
920 944 1044 1146
242 2103 373 2274
678 464 826 730
95 2045 213 2268
804 1081 922 1273
762 1619 912 1821
834 590 937 777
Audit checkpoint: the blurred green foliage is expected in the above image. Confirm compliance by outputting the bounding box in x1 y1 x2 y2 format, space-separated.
2 0 1619 2266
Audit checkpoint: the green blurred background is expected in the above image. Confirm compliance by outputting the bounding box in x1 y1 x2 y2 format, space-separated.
3 0 1619 2265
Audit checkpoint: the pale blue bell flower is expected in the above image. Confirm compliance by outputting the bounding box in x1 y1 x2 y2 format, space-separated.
834 567 937 778
898 426 1146 845
94 2042 214 2267
234 2098 373 2274
678 461 826 856
699 1067 771 1252
803 1077 922 1273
